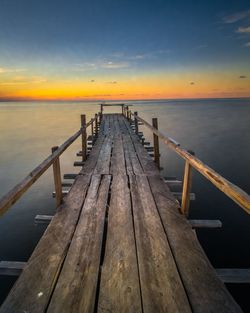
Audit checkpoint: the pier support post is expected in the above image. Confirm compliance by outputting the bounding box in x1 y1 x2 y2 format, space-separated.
100 104 103 119
122 104 125 116
91 118 94 141
95 113 98 136
152 118 160 168
134 111 138 135
81 114 87 162
51 146 63 207
126 106 129 120
181 150 195 216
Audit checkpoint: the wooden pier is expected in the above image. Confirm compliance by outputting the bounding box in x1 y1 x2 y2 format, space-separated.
0 104 250 312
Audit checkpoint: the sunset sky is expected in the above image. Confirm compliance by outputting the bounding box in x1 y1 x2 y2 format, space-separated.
0 0 250 101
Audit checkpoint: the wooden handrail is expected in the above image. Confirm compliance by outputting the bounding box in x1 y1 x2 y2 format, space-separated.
0 118 94 216
131 111 250 214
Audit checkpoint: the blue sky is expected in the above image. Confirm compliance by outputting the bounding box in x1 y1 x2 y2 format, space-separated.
0 0 249 100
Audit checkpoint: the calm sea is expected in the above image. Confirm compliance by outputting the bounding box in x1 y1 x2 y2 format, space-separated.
0 99 250 310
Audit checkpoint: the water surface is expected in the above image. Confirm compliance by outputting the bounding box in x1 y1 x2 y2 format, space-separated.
0 99 249 310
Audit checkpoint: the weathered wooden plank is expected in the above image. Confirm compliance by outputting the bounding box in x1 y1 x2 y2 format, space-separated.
80 134 105 175
110 137 126 175
123 118 159 175
47 175 111 313
129 175 192 313
64 173 77 179
189 219 222 228
94 135 113 174
147 175 242 313
34 214 53 223
0 174 91 313
98 175 142 313
0 262 26 276
216 269 250 283
164 179 182 188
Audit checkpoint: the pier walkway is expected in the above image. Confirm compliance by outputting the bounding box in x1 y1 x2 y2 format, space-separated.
0 110 247 313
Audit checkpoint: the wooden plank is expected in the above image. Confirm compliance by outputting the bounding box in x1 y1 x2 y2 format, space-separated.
123 118 159 175
147 175 242 313
94 135 113 174
189 219 222 228
34 215 53 223
98 175 142 313
110 137 126 175
216 269 250 283
0 174 91 313
47 175 111 313
0 262 26 276
64 173 77 179
164 179 182 188
74 161 85 166
117 115 143 175
129 175 192 313
80 134 106 175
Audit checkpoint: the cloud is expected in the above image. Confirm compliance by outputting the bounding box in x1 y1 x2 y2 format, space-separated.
245 42 250 47
101 61 130 69
190 82 195 85
74 63 97 71
239 75 247 79
90 79 95 82
106 81 118 84
222 10 250 24
236 26 250 33
0 67 27 74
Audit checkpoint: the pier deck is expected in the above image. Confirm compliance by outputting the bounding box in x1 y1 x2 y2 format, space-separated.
0 114 242 312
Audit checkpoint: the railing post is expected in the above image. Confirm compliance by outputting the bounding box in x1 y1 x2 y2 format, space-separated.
100 104 103 118
152 118 160 168
91 118 94 141
122 104 124 116
81 114 87 162
181 150 195 216
134 111 138 135
51 146 62 207
126 106 129 120
95 113 98 136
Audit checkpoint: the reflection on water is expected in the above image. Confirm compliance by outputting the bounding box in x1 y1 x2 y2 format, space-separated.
0 99 250 310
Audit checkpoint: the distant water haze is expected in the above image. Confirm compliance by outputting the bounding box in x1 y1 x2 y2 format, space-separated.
0 99 250 310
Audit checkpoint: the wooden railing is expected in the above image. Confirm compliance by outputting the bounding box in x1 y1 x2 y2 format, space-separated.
123 105 250 215
0 113 100 216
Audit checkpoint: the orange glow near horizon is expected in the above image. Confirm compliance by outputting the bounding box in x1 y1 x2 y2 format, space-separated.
1 69 250 101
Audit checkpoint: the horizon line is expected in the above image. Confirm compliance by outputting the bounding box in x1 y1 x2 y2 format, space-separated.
1 96 250 103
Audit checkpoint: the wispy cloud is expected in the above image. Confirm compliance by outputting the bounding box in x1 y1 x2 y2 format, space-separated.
106 81 118 84
101 61 130 69
239 75 247 79
236 26 250 33
190 82 195 85
244 42 250 47
74 63 97 71
222 10 250 24
0 67 27 74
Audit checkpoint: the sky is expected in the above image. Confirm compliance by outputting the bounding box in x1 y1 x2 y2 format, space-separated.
0 0 250 101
